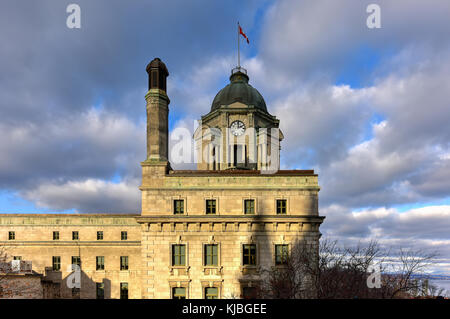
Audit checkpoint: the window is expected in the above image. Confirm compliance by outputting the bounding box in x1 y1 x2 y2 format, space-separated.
96 283 104 299
204 244 218 266
72 256 81 270
205 199 216 215
52 256 61 271
275 244 289 265
232 144 247 166
173 199 184 215
121 231 127 241
72 231 79 240
8 231 15 240
276 199 287 214
120 283 128 299
96 256 105 271
205 287 218 299
242 244 257 266
97 231 103 240
172 244 186 266
172 287 186 299
244 199 255 214
151 70 157 88
242 287 257 299
13 256 22 260
120 256 128 270
53 231 59 240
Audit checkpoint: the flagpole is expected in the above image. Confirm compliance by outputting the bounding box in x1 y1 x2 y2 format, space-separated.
237 22 240 68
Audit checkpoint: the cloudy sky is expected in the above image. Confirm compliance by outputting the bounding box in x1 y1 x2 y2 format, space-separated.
1 0 449 275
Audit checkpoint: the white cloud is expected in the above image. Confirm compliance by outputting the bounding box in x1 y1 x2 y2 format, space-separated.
272 83 373 169
1 0 450 272
169 55 235 117
22 178 141 214
321 204 450 273
259 0 450 79
0 108 145 211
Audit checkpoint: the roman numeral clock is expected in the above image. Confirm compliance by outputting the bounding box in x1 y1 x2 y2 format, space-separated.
230 120 245 136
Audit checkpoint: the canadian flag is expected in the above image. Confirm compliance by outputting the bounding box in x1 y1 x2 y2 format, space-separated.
239 24 249 44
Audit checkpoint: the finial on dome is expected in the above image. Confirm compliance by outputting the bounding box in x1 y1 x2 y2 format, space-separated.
230 66 249 83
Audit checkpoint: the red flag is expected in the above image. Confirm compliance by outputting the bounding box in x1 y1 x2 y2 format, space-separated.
239 25 249 44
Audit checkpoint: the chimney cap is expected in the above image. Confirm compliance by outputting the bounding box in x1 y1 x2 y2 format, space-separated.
146 57 169 76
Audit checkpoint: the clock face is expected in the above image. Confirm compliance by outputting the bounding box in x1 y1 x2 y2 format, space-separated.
230 120 246 136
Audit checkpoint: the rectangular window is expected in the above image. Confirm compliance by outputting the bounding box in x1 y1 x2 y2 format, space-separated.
275 244 289 265
231 144 246 166
151 70 157 88
120 283 128 299
52 256 61 271
172 244 186 266
244 199 255 214
72 231 79 240
121 231 127 240
13 256 22 261
96 256 105 271
276 199 287 214
172 287 186 299
212 147 216 171
72 256 81 270
120 256 128 270
53 231 59 240
97 231 103 240
173 199 184 215
96 283 104 299
204 244 218 266
205 287 218 299
243 244 257 266
245 145 248 166
8 231 15 240
206 199 216 215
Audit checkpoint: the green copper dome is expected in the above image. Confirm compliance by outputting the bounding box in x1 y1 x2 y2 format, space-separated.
211 70 267 112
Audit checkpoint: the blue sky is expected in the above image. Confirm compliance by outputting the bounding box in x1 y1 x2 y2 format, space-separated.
1 0 450 275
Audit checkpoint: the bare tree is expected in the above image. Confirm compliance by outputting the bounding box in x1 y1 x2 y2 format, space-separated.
313 239 385 299
423 280 447 298
0 245 10 296
378 248 438 298
258 238 441 299
258 241 316 299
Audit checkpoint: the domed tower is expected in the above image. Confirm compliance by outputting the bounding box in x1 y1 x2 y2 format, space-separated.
195 67 283 171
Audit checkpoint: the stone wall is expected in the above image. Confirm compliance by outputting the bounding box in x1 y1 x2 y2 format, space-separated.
138 164 323 299
0 275 43 299
0 214 142 299
137 217 322 299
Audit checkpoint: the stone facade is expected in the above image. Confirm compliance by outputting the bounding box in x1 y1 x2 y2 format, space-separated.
0 274 45 299
138 168 322 299
0 59 324 299
0 215 141 299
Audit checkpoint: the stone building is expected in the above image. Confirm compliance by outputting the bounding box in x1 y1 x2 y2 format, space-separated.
0 260 60 299
0 58 324 299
